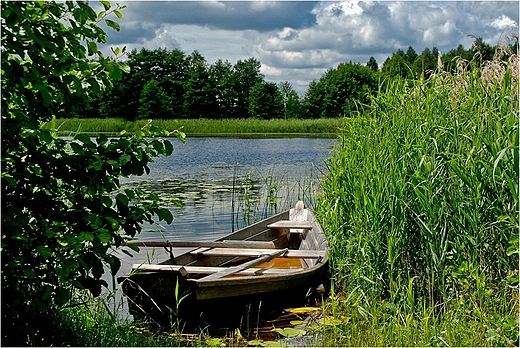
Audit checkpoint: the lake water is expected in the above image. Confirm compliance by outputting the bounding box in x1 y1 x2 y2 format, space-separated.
108 136 335 315
120 136 335 242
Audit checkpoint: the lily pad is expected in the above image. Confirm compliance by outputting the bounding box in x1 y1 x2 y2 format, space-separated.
290 320 304 326
271 327 307 338
205 337 225 346
285 307 320 314
248 339 286 347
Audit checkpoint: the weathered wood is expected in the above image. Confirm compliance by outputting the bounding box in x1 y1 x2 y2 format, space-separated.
123 240 276 249
190 248 324 259
267 220 313 230
131 264 301 276
199 248 289 281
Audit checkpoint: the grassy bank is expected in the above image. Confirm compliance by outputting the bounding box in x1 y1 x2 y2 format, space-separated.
42 117 343 137
316 50 519 345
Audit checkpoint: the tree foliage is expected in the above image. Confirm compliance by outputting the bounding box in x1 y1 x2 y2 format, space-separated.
1 1 184 345
249 82 283 119
62 30 508 120
303 62 378 118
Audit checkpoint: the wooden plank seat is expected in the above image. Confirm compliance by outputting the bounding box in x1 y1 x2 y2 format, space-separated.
267 220 313 231
131 263 302 277
200 248 289 280
190 247 324 259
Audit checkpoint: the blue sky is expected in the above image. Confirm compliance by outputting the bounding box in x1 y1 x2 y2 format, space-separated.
99 1 519 93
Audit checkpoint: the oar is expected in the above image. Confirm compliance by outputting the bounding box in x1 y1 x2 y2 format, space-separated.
122 240 276 249
199 248 289 281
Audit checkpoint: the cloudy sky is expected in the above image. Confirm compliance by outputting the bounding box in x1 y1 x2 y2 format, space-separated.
99 1 519 94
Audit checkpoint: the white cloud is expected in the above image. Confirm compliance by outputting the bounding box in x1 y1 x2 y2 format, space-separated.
490 15 517 30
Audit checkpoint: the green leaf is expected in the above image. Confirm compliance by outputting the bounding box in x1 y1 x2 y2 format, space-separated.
116 193 129 207
100 1 111 10
105 216 119 230
271 327 306 338
75 134 95 148
171 197 184 208
105 19 120 31
70 142 86 155
164 139 174 156
87 41 98 55
89 160 104 171
508 274 519 288
24 269 36 279
151 139 164 153
35 246 52 259
156 208 173 224
118 61 130 74
101 196 112 208
55 287 71 306
78 231 94 242
110 64 123 80
87 214 103 229
98 229 113 243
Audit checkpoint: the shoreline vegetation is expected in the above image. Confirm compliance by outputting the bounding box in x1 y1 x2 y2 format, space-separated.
42 117 344 137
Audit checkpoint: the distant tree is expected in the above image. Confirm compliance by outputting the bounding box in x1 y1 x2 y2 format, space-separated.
405 46 418 65
249 82 283 119
413 47 437 78
472 37 494 64
367 56 379 71
138 79 172 119
381 49 414 79
210 59 238 117
443 44 474 73
234 58 264 118
99 48 189 120
302 80 325 119
278 81 302 119
303 62 378 118
183 51 219 119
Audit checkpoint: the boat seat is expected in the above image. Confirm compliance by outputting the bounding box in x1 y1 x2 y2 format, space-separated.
267 220 312 248
131 264 301 277
189 248 324 259
267 220 312 231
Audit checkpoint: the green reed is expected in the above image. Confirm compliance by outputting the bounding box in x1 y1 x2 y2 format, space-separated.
317 51 518 329
230 165 324 229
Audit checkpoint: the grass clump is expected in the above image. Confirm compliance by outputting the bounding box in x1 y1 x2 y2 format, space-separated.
317 43 519 345
50 291 207 347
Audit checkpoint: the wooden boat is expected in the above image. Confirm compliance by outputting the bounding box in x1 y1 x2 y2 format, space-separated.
119 201 328 327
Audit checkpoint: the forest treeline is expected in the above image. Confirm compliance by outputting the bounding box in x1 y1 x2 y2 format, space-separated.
74 37 516 121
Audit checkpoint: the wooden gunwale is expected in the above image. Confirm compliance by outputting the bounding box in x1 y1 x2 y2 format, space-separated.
131 264 302 276
189 248 325 259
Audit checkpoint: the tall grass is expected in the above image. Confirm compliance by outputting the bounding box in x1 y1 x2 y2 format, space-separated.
317 45 518 344
42 290 201 347
42 117 342 136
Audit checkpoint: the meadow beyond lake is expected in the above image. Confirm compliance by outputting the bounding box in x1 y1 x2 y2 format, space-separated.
43 117 344 137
